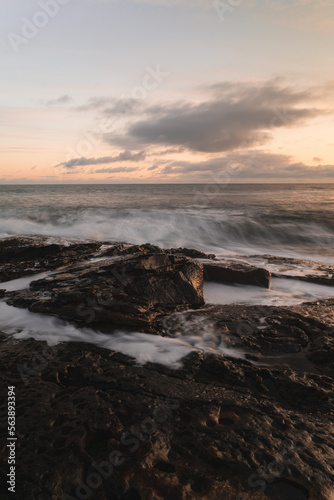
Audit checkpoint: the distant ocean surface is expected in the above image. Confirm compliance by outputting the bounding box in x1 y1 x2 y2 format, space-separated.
0 184 333 264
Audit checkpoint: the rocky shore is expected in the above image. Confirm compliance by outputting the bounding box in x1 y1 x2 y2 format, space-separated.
0 236 333 500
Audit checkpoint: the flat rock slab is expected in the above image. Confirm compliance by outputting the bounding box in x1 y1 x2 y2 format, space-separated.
224 255 334 287
203 261 271 289
7 252 204 329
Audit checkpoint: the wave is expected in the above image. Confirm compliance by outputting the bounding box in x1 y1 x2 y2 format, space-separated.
0 208 333 264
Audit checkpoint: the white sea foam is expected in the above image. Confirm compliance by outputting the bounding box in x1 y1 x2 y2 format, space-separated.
0 270 332 368
0 209 333 265
0 300 246 368
213 256 331 277
0 272 53 292
0 267 246 367
204 277 334 306
0 301 192 368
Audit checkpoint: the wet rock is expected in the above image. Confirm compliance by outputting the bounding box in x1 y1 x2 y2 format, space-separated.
98 242 164 258
166 247 216 260
7 252 205 329
235 254 334 287
203 261 271 289
161 304 334 377
0 236 333 500
0 335 332 500
99 244 216 261
0 235 101 281
291 298 334 326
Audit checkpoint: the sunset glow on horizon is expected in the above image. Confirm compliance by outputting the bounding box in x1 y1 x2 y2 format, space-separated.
1 0 334 183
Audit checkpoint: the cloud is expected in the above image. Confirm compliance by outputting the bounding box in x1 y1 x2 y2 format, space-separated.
107 80 324 153
158 151 334 180
55 150 146 169
103 98 140 116
313 157 323 163
76 97 139 115
151 147 186 156
94 166 139 174
45 95 72 107
75 97 114 112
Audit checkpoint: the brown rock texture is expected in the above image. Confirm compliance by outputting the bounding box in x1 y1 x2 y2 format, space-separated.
7 252 205 330
0 331 333 500
0 236 101 281
203 262 271 289
0 236 333 500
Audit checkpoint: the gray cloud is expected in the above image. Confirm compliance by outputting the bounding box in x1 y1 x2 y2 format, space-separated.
107 81 324 153
75 97 112 112
55 150 146 170
94 166 139 174
45 95 72 106
151 147 186 156
76 97 139 115
159 151 334 180
103 98 140 116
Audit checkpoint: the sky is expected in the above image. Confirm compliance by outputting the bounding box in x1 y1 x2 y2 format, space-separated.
1 0 334 183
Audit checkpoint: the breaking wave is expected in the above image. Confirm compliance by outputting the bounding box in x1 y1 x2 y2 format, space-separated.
0 208 333 263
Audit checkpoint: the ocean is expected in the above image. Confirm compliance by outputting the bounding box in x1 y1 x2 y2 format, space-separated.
0 182 333 366
0 183 333 264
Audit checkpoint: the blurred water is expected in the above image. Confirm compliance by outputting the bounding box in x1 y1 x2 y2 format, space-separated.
0 184 333 263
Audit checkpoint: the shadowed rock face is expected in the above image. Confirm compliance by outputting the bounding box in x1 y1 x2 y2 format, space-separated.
8 253 205 329
203 262 271 289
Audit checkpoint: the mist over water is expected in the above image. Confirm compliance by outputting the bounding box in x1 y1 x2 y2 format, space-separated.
0 184 333 263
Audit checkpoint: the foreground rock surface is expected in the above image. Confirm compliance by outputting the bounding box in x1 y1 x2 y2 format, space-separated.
0 332 333 500
0 236 333 500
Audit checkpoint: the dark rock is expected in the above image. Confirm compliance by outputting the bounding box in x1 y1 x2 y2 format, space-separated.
8 252 204 329
203 261 271 288
100 244 216 261
0 235 101 281
161 303 334 377
237 254 334 287
99 243 164 258
0 236 333 500
0 334 332 500
166 247 216 260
